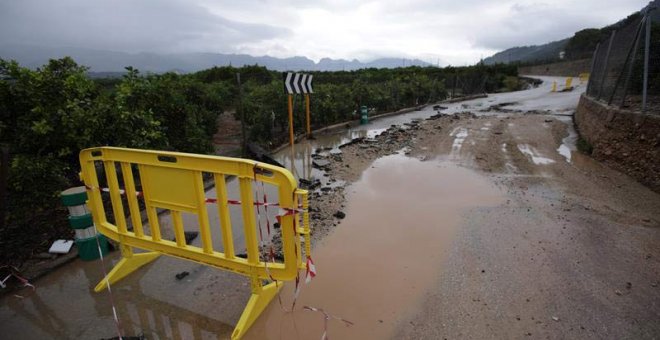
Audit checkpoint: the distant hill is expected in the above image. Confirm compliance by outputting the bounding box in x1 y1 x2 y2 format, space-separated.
0 44 431 73
482 39 569 65
483 9 645 65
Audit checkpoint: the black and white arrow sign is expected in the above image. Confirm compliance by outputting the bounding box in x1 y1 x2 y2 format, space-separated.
283 72 314 94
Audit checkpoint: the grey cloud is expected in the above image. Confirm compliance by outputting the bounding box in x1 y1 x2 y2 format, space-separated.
0 0 291 53
471 2 606 50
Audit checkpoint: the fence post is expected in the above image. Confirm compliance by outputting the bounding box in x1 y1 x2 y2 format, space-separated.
0 145 8 230
597 30 617 100
586 42 600 95
611 17 645 106
642 13 651 113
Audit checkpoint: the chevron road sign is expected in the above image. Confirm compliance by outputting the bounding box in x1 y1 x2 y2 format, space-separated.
283 72 315 146
283 72 314 94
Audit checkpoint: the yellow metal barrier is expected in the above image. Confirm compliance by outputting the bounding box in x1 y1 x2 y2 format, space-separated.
79 147 311 339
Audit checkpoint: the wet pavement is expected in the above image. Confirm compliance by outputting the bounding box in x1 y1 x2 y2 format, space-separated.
244 155 503 339
1 76 617 340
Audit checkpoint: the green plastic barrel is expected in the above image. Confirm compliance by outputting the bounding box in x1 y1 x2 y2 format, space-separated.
360 105 369 125
61 186 109 261
75 235 108 261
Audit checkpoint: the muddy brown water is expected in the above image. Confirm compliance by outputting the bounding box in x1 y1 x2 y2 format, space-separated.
3 77 583 339
245 154 503 339
0 154 502 340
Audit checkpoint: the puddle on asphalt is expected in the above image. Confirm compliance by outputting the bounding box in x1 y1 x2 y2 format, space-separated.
450 127 469 156
555 116 578 163
517 144 555 165
245 154 503 340
0 252 239 339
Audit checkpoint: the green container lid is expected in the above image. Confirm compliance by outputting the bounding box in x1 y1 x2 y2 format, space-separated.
68 213 94 229
61 186 88 207
75 234 108 261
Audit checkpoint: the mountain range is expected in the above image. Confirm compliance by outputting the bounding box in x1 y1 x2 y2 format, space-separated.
0 44 431 73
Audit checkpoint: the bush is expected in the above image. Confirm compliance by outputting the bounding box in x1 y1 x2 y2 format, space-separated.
0 58 226 263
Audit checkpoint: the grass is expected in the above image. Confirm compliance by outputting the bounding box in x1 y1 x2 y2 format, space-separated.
577 137 594 155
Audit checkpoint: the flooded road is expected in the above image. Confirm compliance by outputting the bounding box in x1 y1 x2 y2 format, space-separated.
274 75 583 185
246 155 503 339
7 75 650 340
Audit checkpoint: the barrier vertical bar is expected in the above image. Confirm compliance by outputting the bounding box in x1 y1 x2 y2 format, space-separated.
277 173 297 271
171 211 186 247
301 190 311 257
214 173 235 259
137 164 162 242
193 171 213 254
239 176 259 264
120 162 144 237
104 161 128 234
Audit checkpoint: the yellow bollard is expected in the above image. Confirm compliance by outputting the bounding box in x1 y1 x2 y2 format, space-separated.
579 73 590 83
565 77 573 89
551 81 557 92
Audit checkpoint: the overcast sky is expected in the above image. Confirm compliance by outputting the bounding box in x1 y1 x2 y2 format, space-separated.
0 0 648 65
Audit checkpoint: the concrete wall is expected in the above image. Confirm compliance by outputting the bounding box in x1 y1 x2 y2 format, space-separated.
575 94 660 192
519 59 592 77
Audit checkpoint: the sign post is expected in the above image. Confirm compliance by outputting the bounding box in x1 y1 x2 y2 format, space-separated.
283 72 314 145
305 94 311 137
287 94 294 146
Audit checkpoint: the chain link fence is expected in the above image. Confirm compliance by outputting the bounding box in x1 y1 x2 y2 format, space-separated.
587 1 659 114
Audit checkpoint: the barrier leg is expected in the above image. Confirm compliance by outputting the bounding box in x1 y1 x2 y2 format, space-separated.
232 278 282 340
94 250 161 292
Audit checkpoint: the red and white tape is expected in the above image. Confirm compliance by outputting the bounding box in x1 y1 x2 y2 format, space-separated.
0 265 35 290
303 305 354 340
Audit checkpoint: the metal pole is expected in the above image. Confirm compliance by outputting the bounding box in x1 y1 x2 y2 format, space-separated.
0 145 8 230
642 14 651 113
597 30 617 100
610 17 645 105
586 42 600 95
236 73 246 156
305 94 311 138
287 94 294 146
619 17 646 107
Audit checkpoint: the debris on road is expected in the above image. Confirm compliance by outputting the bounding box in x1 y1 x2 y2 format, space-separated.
175 271 190 280
333 211 346 219
48 239 74 254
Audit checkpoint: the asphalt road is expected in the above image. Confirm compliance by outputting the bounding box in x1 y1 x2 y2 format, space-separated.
1 76 657 339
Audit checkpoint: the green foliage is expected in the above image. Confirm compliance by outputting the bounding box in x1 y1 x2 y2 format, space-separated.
0 56 518 261
503 76 521 92
565 29 602 60
0 58 224 260
577 137 594 155
565 12 644 61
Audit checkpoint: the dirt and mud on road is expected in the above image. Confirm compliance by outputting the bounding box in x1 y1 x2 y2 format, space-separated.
291 108 660 339
2 77 659 339
251 75 660 339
